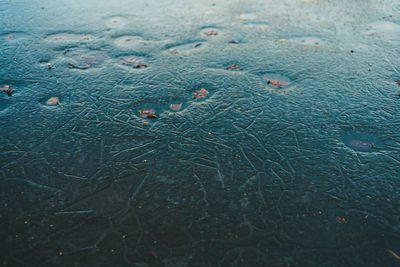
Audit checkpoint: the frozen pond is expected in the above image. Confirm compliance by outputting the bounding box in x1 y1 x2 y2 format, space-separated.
1 0 400 265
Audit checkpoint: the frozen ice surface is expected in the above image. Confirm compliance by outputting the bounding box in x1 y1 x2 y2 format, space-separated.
343 131 384 152
1 0 400 266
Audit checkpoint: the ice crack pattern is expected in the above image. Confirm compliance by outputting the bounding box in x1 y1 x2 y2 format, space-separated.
1 0 400 266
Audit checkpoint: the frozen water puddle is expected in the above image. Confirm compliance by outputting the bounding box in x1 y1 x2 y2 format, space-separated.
279 36 324 46
342 131 384 152
46 33 94 43
365 21 400 38
80 53 105 66
114 35 146 47
63 48 105 69
259 73 293 90
164 41 205 55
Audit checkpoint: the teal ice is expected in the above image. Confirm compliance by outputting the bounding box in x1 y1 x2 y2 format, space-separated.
1 0 400 266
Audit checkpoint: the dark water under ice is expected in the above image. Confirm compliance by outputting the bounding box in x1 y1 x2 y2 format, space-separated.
1 0 400 266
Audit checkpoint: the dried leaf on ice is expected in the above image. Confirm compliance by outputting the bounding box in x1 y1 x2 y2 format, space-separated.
204 30 218 36
139 109 157 118
336 216 347 224
226 64 242 71
192 89 209 100
263 75 291 88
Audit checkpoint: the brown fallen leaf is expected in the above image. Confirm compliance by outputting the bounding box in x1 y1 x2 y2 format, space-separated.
336 216 347 224
139 109 157 118
192 89 209 100
204 30 218 36
388 250 400 260
226 64 242 71
81 53 104 66
263 75 291 88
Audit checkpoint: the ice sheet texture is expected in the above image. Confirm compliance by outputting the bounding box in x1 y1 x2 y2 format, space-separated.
1 0 400 266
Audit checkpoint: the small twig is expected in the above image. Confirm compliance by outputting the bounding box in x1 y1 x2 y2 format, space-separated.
388 250 400 260
370 143 386 150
